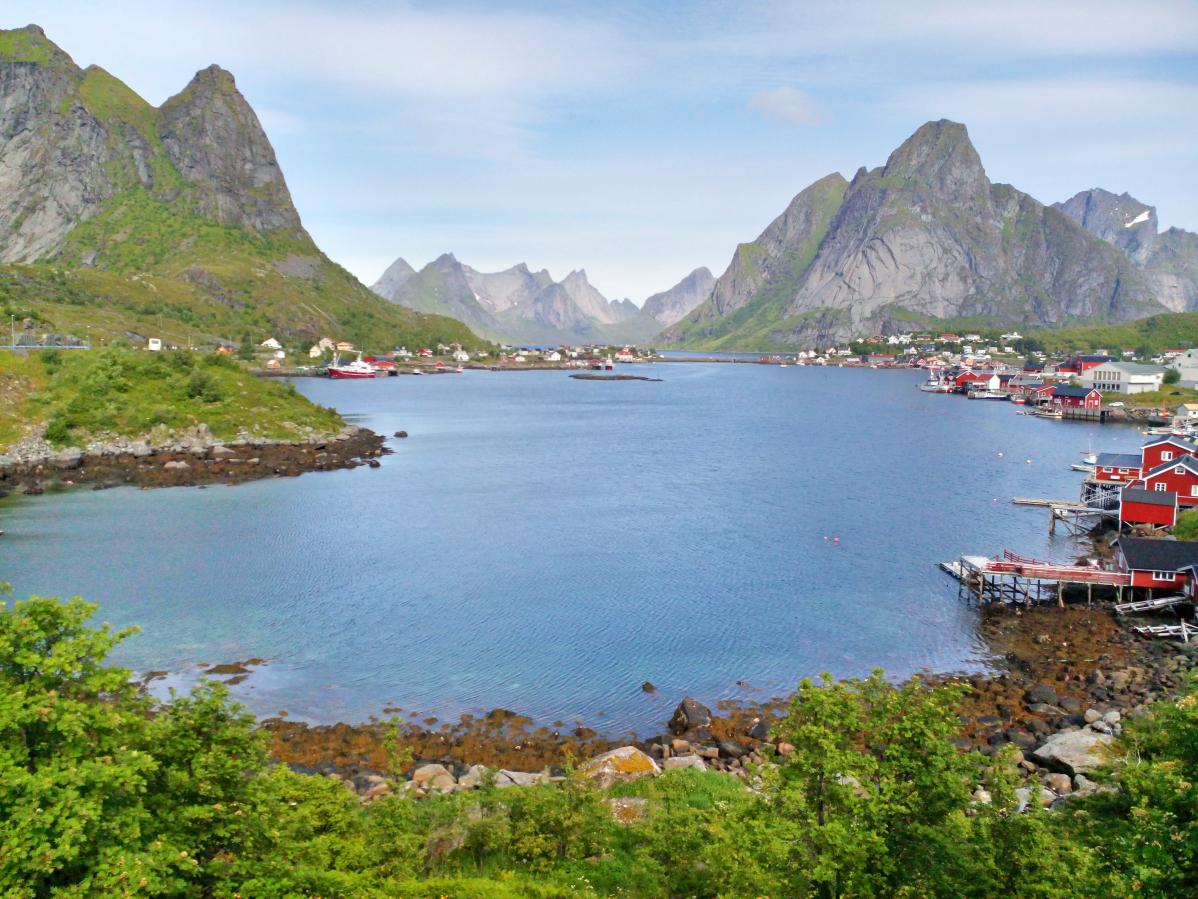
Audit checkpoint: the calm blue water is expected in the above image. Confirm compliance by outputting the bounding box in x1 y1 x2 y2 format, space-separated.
0 365 1145 733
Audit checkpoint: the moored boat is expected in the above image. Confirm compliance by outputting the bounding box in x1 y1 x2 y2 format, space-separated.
328 353 377 379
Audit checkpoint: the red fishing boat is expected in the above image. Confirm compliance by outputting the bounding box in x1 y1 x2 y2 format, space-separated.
328 353 376 379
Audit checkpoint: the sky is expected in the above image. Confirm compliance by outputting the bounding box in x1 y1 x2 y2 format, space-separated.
10 1 1198 302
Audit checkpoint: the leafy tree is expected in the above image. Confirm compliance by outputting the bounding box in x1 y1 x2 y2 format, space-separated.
237 333 256 361
1063 680 1198 896
1164 367 1181 385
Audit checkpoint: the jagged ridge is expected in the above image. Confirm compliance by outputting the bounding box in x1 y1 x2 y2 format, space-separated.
664 120 1176 350
0 24 481 350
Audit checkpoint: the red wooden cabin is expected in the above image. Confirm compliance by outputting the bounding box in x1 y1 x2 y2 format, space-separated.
1094 452 1144 483
1116 536 1198 591
1134 455 1198 507
1140 436 1198 473
1119 487 1178 528
1051 385 1102 409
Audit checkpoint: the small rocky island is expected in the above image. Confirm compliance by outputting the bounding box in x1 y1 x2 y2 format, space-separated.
0 346 387 495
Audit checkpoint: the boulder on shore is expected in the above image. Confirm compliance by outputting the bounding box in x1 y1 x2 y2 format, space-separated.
669 697 712 735
1032 729 1114 775
581 746 660 788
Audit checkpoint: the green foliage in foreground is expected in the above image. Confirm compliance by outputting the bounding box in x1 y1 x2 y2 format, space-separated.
0 346 342 449
1174 508 1198 541
3 595 1196 897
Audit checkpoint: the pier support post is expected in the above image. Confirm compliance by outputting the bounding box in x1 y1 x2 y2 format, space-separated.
1057 582 1064 608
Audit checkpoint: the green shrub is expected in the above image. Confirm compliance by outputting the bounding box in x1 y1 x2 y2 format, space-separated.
1175 508 1198 540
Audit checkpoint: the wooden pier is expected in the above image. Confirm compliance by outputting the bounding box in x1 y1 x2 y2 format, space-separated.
946 550 1129 606
1011 496 1116 535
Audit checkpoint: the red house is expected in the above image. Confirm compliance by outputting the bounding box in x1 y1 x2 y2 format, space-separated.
1059 354 1116 375
1094 452 1144 483
1116 536 1198 591
1140 436 1198 473
953 371 984 391
1135 455 1198 507
1119 487 1178 528
1051 385 1102 409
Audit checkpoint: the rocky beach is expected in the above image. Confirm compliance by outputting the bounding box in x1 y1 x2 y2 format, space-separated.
0 422 388 495
256 600 1198 805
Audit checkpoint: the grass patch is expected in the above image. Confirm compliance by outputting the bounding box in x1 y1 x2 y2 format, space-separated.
1100 386 1198 409
0 346 342 450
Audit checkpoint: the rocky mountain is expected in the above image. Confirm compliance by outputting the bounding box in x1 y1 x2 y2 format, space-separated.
642 267 715 326
0 25 479 350
372 255 663 344
1054 188 1198 312
664 120 1167 350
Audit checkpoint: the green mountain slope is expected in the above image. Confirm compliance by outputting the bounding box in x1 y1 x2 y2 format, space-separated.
0 25 482 352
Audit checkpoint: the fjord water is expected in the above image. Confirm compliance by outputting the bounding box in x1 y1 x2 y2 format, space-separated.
1 366 1144 734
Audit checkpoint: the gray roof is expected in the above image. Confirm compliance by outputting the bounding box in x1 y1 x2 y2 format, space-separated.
1143 435 1198 451
1121 487 1176 507
1096 453 1143 469
1144 455 1198 479
1118 537 1198 572
1090 361 1166 375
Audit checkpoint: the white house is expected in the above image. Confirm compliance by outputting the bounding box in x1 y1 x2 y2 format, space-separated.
1082 361 1165 394
1169 349 1198 389
1174 404 1198 427
1002 331 1023 341
453 349 470 362
544 350 562 362
260 337 282 350
308 344 325 359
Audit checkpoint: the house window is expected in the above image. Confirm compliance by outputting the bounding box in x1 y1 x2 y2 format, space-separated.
1102 467 1113 473
1177 466 1186 475
1163 451 1175 461
1192 485 1198 497
1155 482 1168 492
1119 468 1129 474
1152 571 1175 582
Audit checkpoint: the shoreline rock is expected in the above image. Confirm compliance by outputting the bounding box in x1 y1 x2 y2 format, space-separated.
0 423 389 495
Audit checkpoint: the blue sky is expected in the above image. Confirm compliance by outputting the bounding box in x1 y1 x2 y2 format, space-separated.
12 1 1198 301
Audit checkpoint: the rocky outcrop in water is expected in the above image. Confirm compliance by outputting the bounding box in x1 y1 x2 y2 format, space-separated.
0 423 387 495
663 120 1169 349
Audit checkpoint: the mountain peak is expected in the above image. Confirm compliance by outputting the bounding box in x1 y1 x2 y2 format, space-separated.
0 24 77 69
881 119 986 193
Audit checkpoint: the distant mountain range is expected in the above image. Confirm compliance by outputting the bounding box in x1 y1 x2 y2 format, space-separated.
372 254 711 345
663 120 1198 350
0 24 479 350
1053 188 1198 313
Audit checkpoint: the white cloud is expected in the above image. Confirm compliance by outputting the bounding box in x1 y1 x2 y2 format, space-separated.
749 86 818 125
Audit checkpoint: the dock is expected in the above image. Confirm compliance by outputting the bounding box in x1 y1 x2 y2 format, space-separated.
947 550 1130 606
1011 496 1116 535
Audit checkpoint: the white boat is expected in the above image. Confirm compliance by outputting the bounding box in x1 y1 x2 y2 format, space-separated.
410 367 424 375
453 366 465 374
918 374 951 392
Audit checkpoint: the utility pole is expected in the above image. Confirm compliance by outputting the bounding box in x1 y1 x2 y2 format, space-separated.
10 314 14 350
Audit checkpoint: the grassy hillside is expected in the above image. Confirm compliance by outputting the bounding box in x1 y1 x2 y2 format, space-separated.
1021 312 1198 356
0 347 342 450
